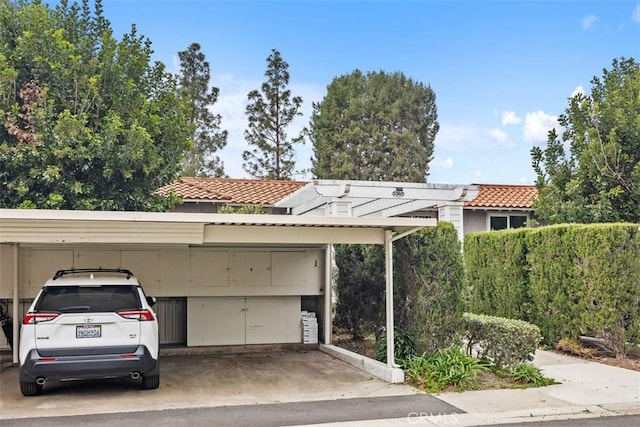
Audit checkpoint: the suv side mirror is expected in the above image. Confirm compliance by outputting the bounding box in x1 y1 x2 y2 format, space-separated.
146 296 157 307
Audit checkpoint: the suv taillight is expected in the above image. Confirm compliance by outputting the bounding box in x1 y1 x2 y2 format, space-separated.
23 313 59 324
118 309 155 321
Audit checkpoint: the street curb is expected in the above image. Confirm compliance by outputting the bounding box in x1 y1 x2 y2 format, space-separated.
292 405 622 426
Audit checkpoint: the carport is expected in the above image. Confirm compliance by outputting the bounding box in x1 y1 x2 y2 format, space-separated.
0 208 435 382
1 180 479 384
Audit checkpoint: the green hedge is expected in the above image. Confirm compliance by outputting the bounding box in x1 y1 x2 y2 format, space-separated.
465 228 529 320
463 313 541 369
465 223 640 357
525 225 582 344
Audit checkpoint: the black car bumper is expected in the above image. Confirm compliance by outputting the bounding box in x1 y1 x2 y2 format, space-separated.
19 345 158 382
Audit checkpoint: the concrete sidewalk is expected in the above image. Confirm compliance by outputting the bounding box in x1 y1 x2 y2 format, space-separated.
300 350 640 426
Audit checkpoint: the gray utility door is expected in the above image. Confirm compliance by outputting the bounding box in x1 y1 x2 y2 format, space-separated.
156 298 187 345
187 297 301 346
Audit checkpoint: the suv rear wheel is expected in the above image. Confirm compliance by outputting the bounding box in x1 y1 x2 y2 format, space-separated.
142 373 160 389
20 381 43 396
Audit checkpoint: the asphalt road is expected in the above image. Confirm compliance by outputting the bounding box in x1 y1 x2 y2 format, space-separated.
494 414 640 427
3 396 639 427
0 394 462 427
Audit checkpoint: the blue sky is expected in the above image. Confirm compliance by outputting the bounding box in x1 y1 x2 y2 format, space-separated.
101 0 640 184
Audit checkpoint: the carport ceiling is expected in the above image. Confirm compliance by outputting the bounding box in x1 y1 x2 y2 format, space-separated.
0 209 436 246
275 180 479 217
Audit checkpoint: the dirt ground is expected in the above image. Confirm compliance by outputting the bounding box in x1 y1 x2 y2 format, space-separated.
332 328 377 359
572 353 640 372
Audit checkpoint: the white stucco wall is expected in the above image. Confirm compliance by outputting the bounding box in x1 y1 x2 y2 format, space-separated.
463 210 488 234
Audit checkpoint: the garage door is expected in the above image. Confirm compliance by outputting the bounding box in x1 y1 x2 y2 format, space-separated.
187 297 302 346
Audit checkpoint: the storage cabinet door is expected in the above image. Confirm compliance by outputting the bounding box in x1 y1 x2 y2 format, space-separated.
187 297 245 346
271 252 307 287
190 250 230 287
232 252 271 287
245 297 301 345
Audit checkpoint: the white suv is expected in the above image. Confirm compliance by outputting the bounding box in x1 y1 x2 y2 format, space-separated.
19 268 160 396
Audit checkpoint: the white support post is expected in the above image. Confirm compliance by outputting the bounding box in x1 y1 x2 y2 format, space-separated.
438 202 465 242
385 230 395 367
324 244 333 345
12 243 19 363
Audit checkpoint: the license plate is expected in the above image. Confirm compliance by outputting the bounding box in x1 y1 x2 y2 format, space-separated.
76 324 101 338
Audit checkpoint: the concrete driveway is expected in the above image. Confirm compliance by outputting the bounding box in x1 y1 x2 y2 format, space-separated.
0 349 418 420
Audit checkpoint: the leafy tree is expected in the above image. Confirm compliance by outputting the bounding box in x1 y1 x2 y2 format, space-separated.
312 70 440 340
243 49 304 180
310 70 439 182
177 42 227 177
0 0 190 211
531 57 640 223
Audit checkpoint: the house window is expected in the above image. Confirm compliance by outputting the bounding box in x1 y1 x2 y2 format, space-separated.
489 214 528 231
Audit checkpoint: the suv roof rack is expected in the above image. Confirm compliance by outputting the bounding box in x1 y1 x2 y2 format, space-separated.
53 268 134 280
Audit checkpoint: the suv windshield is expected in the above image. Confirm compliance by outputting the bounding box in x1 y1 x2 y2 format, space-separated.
35 286 141 313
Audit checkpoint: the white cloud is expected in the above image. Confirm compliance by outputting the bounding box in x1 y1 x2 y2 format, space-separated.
489 128 510 146
571 86 585 98
210 73 325 178
519 176 530 184
582 14 598 30
436 122 510 151
211 74 258 134
523 111 558 143
439 157 454 169
501 111 522 126
633 3 640 23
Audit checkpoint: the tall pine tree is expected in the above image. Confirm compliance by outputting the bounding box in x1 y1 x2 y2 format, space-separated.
177 43 227 177
243 49 304 180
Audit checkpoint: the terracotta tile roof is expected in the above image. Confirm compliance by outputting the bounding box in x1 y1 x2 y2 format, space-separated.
160 178 537 210
465 184 538 209
158 177 308 205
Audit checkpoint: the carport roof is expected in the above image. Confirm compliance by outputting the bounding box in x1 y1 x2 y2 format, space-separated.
276 180 479 217
0 209 436 246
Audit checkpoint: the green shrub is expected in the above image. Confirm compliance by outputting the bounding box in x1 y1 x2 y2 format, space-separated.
218 204 265 214
334 244 385 340
404 347 489 393
464 313 541 369
335 222 466 346
375 330 416 366
395 222 466 354
508 363 555 387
